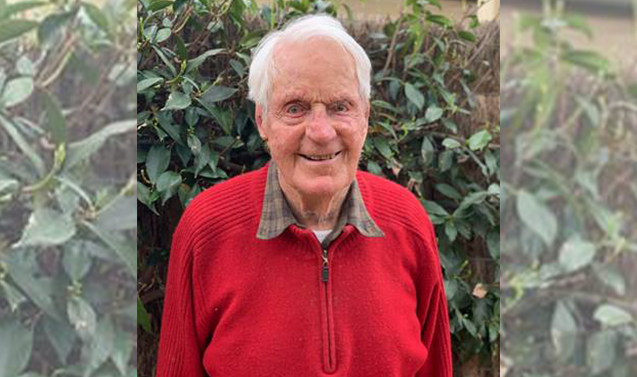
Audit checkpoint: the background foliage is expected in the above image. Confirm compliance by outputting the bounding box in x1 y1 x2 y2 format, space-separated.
137 0 500 376
501 1 637 376
0 0 136 376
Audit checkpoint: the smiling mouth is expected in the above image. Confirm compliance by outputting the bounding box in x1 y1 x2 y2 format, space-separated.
299 151 342 161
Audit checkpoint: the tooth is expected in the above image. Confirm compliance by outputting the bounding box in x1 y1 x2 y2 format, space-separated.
305 153 336 161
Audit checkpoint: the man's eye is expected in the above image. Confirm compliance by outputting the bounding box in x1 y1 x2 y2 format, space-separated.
286 104 304 115
333 102 349 113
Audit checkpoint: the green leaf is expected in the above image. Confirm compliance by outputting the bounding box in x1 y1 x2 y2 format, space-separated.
458 191 488 211
42 91 67 145
155 27 171 43
82 221 136 276
94 194 136 231
157 111 183 143
137 77 164 92
427 14 451 27
2 77 34 107
152 46 176 76
442 138 461 149
587 330 617 375
0 115 45 175
162 90 192 110
366 160 382 176
63 242 93 281
156 171 182 205
458 30 476 42
85 318 115 376
435 184 462 200
439 150 454 171
422 200 449 216
67 297 97 341
558 237 596 272
468 130 492 151
551 301 577 360
137 182 158 215
373 137 393 159
187 48 224 72
137 297 152 333
0 178 19 194
82 2 110 33
444 279 457 300
174 34 188 60
200 85 237 104
404 83 424 110
594 264 626 296
164 90 191 110
516 190 558 247
43 317 76 365
0 281 26 312
424 105 443 123
147 0 173 12
16 207 76 247
593 305 634 327
194 143 211 175
487 231 499 260
16 56 34 76
111 330 134 375
420 136 434 165
145 145 171 183
562 50 610 74
38 11 77 46
0 20 37 44
187 134 202 156
0 2 46 21
65 120 136 170
445 220 457 242
3 254 60 319
0 316 33 377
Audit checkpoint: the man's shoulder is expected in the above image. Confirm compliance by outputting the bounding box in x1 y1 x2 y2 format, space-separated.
356 170 424 209
191 167 263 206
355 169 433 232
179 166 267 237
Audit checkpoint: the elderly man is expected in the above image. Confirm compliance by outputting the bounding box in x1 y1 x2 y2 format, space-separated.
157 14 453 377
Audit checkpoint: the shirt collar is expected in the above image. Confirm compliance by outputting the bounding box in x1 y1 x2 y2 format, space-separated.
256 161 384 240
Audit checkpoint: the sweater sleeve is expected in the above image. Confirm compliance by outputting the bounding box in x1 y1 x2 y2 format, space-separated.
415 282 454 377
156 215 207 377
415 227 454 377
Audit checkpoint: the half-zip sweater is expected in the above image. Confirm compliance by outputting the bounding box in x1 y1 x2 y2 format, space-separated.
156 163 453 377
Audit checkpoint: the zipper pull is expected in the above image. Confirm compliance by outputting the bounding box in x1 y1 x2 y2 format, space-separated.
322 249 329 283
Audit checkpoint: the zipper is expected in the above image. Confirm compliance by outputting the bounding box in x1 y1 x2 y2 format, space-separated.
319 246 336 373
321 248 329 282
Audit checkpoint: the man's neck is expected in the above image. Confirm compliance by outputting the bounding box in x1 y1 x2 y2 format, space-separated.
278 173 349 231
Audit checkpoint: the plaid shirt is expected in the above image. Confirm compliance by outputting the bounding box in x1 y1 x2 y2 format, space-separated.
256 161 384 248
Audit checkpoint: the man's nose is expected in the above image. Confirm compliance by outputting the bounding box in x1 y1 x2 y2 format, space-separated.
306 105 337 143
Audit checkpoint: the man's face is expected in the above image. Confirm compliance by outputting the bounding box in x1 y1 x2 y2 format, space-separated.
256 37 369 199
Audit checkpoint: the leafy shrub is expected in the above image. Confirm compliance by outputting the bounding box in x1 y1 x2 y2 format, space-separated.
501 2 637 376
0 0 136 376
137 0 500 375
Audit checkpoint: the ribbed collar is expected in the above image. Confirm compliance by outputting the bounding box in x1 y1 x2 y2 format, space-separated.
256 161 384 245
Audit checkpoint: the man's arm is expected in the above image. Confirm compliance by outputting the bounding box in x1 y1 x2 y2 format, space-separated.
156 216 207 377
415 281 454 377
415 218 454 377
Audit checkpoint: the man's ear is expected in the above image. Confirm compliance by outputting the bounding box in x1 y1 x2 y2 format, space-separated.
255 104 266 138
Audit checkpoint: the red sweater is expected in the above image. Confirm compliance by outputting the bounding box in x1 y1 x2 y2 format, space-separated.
156 164 453 376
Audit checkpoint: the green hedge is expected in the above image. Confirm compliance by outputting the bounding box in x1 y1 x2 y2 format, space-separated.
0 0 136 376
137 0 500 375
501 3 637 377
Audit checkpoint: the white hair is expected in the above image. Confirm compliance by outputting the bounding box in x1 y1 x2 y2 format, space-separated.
248 14 371 112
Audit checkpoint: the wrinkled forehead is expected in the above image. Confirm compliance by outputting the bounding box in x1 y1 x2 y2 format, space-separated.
269 36 360 102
